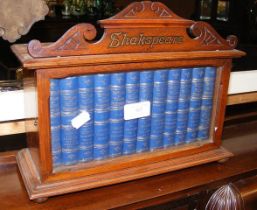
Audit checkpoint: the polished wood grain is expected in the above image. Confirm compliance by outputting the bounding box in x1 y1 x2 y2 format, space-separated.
227 92 257 105
11 0 245 201
17 146 232 200
0 120 26 136
1 121 257 209
0 150 17 168
10 46 244 70
0 119 37 136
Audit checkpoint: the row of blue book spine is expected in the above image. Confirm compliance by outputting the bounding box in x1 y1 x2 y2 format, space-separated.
50 67 216 167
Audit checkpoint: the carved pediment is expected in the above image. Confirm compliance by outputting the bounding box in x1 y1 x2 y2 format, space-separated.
111 1 178 19
26 1 239 58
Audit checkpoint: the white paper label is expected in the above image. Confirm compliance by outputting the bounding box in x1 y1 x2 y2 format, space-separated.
124 101 151 120
71 111 90 129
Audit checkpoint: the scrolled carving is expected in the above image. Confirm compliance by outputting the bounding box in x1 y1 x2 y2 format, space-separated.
124 2 145 17
28 23 97 57
226 35 238 48
83 24 97 41
190 22 222 46
56 31 82 51
151 2 172 17
189 21 236 49
111 1 178 20
28 40 43 54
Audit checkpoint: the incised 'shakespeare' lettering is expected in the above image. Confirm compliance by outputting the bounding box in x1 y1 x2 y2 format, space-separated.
109 32 184 48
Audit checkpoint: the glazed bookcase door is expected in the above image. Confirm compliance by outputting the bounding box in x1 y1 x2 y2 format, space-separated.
48 66 219 170
34 58 230 181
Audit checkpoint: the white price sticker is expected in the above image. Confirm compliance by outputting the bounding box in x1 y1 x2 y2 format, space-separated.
124 101 151 120
71 111 90 129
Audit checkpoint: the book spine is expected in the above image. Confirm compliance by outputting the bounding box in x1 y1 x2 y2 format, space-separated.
186 67 205 143
163 69 181 147
50 79 62 167
150 69 168 150
78 75 94 162
59 77 79 165
123 72 139 155
136 71 153 152
198 67 216 140
93 74 110 160
174 68 192 145
109 73 126 157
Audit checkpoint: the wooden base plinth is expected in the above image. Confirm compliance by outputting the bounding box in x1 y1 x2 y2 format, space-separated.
16 148 233 201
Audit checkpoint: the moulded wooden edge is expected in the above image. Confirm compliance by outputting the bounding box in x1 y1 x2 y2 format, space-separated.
227 92 257 105
11 44 245 70
16 147 233 201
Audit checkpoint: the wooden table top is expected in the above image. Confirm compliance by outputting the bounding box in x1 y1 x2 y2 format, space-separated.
0 121 257 210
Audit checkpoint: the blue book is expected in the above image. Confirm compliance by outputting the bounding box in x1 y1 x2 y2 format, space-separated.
78 75 94 162
50 125 62 167
109 73 126 157
50 79 62 167
93 74 110 160
150 69 168 150
136 71 153 152
174 68 192 145
163 69 181 147
197 67 216 140
61 125 79 165
59 77 79 165
109 119 124 157
123 72 139 155
186 67 205 143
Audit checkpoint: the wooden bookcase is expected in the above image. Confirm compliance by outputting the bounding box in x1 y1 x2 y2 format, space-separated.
11 1 244 202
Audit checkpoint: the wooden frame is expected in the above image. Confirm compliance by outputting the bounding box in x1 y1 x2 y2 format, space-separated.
12 1 245 202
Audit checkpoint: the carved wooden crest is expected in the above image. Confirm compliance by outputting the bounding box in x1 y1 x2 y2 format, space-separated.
109 1 178 19
28 1 238 58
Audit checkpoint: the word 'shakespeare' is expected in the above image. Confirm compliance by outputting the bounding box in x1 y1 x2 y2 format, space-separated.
108 32 184 48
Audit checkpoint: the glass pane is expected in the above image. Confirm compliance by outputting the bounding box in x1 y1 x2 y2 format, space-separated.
49 67 217 168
